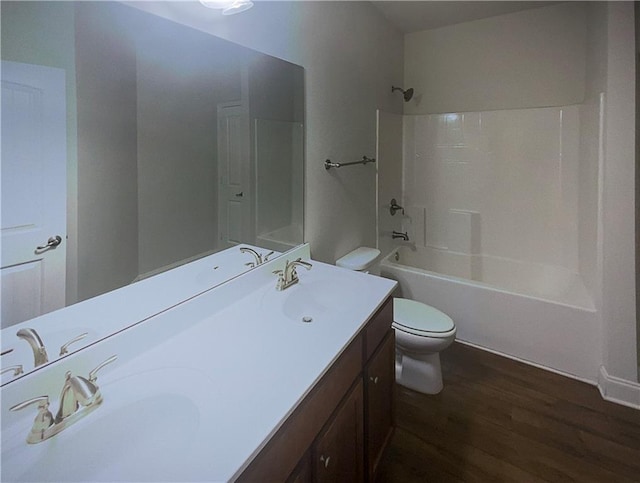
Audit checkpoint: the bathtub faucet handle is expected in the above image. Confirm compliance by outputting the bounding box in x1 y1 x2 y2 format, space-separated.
389 198 404 216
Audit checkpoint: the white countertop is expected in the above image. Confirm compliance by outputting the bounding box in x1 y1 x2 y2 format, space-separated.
1 250 396 482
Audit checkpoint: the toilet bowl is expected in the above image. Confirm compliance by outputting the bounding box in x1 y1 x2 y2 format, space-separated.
336 247 456 395
392 298 456 394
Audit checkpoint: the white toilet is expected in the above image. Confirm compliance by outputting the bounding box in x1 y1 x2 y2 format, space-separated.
336 247 457 395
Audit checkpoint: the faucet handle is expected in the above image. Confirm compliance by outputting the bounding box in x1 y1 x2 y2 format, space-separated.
59 332 89 356
10 395 54 442
1 365 24 377
293 258 312 270
88 355 118 383
65 355 117 409
263 251 274 262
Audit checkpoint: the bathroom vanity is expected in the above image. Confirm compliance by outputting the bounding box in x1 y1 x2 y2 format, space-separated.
239 297 394 483
1 246 396 482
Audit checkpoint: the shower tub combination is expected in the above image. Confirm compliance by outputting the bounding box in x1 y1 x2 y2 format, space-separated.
379 245 600 381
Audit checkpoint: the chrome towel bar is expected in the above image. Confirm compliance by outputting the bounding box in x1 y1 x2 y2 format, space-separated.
325 156 375 170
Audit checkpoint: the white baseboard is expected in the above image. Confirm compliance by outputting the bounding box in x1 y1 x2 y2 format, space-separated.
456 339 640 410
455 339 596 386
597 365 640 410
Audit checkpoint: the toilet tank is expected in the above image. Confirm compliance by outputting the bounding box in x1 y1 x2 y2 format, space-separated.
336 247 381 272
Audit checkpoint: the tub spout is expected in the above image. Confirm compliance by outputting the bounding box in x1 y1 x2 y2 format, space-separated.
392 231 409 241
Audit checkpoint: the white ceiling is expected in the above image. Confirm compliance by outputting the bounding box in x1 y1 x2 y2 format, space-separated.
370 1 560 34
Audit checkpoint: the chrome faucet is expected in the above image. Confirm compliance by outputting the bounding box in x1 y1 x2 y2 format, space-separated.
17 328 49 367
240 247 274 268
10 355 117 444
392 231 409 241
274 258 312 291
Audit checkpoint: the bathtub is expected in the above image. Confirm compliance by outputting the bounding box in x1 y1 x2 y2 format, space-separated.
379 246 601 382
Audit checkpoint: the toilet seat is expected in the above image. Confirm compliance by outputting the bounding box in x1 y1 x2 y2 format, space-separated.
392 298 455 338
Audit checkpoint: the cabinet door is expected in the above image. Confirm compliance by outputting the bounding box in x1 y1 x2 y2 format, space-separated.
365 331 395 481
313 380 364 483
287 451 312 483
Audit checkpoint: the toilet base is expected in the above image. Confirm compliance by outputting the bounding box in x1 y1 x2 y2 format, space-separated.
395 351 444 395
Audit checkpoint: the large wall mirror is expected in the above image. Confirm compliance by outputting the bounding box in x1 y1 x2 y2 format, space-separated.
1 1 304 374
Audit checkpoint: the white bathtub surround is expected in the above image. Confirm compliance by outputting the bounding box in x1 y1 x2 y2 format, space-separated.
381 248 599 383
390 245 593 311
401 206 426 247
404 106 584 276
446 209 481 255
255 223 303 253
1 247 396 481
377 99 607 387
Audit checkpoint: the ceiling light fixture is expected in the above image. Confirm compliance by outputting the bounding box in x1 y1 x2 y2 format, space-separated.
199 0 254 15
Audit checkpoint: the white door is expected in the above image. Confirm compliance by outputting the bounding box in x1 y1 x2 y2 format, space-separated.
217 102 252 249
1 61 67 329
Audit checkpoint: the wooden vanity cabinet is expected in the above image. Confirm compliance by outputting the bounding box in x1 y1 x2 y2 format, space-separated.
364 332 395 481
238 297 394 483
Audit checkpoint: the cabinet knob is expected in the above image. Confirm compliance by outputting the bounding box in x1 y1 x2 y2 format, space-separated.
320 455 331 468
369 376 379 384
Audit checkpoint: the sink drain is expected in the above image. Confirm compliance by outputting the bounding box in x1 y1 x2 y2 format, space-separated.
302 316 313 323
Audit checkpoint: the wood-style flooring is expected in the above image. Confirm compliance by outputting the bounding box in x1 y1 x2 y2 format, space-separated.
378 342 640 482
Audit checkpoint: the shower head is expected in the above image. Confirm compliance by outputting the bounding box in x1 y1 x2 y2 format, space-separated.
392 86 414 102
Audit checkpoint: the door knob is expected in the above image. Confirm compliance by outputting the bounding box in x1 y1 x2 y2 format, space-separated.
235 192 244 197
36 235 62 251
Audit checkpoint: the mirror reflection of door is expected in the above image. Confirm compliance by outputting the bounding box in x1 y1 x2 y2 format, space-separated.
1 61 67 329
217 102 251 249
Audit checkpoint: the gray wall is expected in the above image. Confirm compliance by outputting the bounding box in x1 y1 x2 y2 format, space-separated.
134 15 243 276
75 2 139 301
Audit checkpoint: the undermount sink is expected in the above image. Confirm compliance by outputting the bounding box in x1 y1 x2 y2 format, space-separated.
2 367 217 482
260 269 361 324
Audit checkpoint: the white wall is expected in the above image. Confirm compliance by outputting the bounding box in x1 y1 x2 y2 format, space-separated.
601 2 637 386
404 2 587 114
124 1 405 264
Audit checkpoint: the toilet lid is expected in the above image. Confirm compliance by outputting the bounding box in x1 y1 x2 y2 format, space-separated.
393 298 454 336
